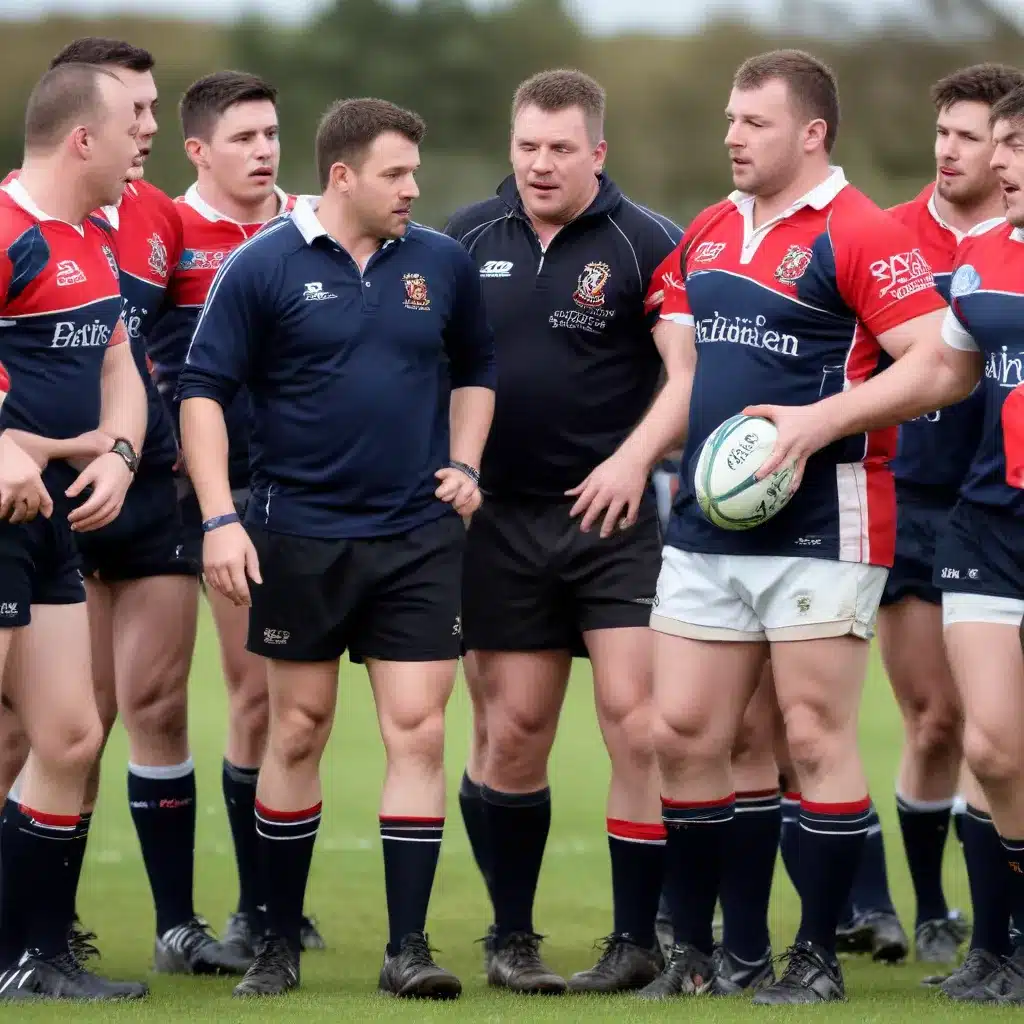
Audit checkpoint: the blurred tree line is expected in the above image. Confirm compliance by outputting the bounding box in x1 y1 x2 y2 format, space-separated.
0 0 1021 226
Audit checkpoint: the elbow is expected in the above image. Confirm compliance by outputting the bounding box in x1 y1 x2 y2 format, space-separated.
935 351 982 407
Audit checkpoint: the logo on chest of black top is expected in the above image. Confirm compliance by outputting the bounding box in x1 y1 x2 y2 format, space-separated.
403 273 431 310
773 245 813 286
573 261 611 309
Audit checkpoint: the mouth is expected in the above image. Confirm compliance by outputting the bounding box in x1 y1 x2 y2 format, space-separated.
1003 179 1021 197
393 207 411 218
939 167 960 178
248 168 274 182
529 182 558 195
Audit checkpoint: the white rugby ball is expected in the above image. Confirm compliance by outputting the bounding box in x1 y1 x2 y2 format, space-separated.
694 414 796 530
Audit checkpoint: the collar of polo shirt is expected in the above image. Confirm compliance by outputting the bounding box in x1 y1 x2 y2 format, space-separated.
290 194 403 251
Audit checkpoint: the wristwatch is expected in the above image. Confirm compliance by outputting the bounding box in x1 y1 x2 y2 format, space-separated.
110 437 139 475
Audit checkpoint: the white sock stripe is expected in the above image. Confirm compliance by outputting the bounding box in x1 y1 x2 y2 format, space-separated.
379 835 444 843
964 806 993 825
128 757 195 781
378 825 444 832
255 810 322 829
799 822 870 836
896 791 954 813
255 825 320 841
606 832 667 845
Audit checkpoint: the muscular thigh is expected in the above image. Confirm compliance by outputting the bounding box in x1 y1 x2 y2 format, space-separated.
879 595 957 717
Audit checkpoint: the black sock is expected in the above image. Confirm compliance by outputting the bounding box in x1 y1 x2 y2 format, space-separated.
607 818 666 948
795 797 871 957
458 772 494 909
481 786 550 939
662 794 735 956
256 799 321 957
847 801 896 916
721 790 780 962
779 790 802 897
380 816 444 954
68 811 92 919
0 800 78 959
998 834 1024 929
127 760 197 936
960 805 1011 955
896 793 951 925
223 760 261 919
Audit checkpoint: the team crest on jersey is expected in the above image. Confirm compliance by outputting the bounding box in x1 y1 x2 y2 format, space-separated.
573 261 611 308
147 233 169 279
403 273 430 310
950 264 981 298
774 245 813 285
101 244 119 280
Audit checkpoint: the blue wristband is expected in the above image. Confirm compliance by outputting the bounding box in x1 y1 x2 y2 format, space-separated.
202 512 240 533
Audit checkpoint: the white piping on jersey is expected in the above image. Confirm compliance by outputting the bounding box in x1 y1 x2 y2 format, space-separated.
606 215 641 283
688 267 848 320
621 196 682 243
0 293 121 320
456 216 505 253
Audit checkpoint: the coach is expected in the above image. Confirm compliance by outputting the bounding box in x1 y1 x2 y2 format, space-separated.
445 68 687 995
177 97 495 999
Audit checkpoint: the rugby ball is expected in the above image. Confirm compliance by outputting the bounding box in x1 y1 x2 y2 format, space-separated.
694 414 796 530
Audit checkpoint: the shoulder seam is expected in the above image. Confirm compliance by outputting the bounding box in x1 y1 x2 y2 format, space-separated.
606 214 642 282
620 196 683 243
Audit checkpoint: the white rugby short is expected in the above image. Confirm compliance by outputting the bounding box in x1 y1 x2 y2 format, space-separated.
650 548 889 642
942 592 1024 628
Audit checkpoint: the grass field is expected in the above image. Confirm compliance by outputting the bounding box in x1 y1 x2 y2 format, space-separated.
5 607 1016 1021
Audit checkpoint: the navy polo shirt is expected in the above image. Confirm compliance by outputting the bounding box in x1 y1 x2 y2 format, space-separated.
176 196 497 539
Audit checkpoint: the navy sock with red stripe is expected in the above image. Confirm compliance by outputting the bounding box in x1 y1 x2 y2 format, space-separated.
0 800 79 960
795 796 871 956
607 818 666 948
779 790 802 896
847 801 896 915
255 800 321 957
720 790 780 962
380 816 444 954
662 794 735 956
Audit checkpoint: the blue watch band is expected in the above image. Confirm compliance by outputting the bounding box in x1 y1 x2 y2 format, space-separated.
202 512 240 533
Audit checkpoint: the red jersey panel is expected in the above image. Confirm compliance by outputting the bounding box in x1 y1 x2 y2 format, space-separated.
660 168 945 566
0 178 125 442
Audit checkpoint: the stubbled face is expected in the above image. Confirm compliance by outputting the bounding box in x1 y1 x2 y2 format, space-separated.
82 73 140 206
194 100 280 209
338 131 420 239
511 103 605 225
112 67 158 180
935 100 1000 209
990 116 1024 227
725 78 816 196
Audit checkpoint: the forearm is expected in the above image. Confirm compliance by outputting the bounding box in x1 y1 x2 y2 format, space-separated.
99 355 147 451
449 386 494 472
619 374 692 470
180 397 235 519
819 342 978 443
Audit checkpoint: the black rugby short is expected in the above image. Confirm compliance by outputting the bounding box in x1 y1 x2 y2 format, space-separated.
461 494 662 655
879 482 955 607
246 513 465 663
0 513 84 627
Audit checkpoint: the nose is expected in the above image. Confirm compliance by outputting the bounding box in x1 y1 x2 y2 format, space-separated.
724 121 743 149
531 146 555 174
401 174 420 200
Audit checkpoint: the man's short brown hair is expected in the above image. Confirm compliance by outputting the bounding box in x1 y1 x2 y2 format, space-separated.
931 63 1024 112
49 37 154 72
24 62 123 153
990 85 1024 132
512 69 606 145
315 98 425 190
734 49 840 153
179 71 277 141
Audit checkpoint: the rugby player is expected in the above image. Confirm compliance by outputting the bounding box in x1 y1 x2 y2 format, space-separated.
445 69 684 995
838 63 1023 967
146 71 322 957
178 98 496 998
932 82 1024 1003
0 61 149 1000
0 363 51 523
644 50 981 1004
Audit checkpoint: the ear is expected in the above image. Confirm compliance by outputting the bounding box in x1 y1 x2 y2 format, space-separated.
592 138 608 172
804 118 828 154
329 161 353 193
184 136 207 171
69 125 91 161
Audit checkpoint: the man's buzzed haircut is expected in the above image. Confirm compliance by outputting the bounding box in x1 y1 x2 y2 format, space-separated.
512 69 606 146
179 71 278 141
24 62 123 153
49 37 154 72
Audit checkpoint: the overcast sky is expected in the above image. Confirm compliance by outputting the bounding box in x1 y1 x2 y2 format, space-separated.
0 0 1020 33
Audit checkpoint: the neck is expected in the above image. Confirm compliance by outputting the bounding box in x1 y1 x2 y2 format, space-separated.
18 157 95 224
196 177 280 224
316 192 386 269
751 161 833 228
931 182 1004 237
526 175 600 248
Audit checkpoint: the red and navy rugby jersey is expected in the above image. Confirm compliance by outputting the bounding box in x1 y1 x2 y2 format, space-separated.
146 184 295 489
943 221 1024 514
97 179 182 471
886 182 997 494
660 168 946 566
0 178 126 445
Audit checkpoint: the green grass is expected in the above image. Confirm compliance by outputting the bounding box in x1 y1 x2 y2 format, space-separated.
3 609 1014 1020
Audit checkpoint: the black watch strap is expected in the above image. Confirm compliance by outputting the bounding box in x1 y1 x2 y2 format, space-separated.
111 437 139 475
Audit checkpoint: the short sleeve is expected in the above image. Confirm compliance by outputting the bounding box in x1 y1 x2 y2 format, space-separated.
443 246 496 390
645 247 680 314
834 208 946 334
1004 384 1024 489
658 241 691 325
638 212 683 316
941 305 979 352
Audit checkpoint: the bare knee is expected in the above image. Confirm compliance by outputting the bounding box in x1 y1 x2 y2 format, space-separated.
783 701 850 785
269 701 333 769
122 670 189 749
599 689 656 768
652 706 732 775
963 720 1021 790
381 703 446 771
33 712 103 776
903 694 963 764
228 671 269 742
